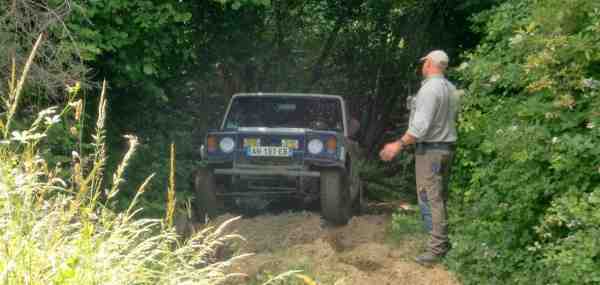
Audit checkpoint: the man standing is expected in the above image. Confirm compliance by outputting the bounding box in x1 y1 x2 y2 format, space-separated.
379 50 459 266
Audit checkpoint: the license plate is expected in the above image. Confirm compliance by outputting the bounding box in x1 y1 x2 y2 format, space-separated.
247 146 292 157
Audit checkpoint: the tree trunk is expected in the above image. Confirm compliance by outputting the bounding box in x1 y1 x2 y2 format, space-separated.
274 0 284 91
305 15 345 92
362 65 385 155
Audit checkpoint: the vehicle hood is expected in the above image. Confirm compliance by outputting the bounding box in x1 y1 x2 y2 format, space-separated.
237 127 308 134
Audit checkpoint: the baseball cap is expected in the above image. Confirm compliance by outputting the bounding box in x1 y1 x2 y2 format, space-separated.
420 50 449 68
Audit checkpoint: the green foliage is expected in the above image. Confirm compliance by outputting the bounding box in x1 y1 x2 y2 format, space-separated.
447 0 600 283
66 0 195 85
66 0 270 87
63 0 274 213
390 209 427 238
57 0 498 212
359 153 416 202
217 0 271 10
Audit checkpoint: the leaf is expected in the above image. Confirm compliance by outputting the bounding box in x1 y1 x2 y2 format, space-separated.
143 63 157 75
175 12 192 22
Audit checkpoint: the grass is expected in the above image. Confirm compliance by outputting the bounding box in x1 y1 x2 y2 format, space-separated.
0 83 249 284
0 36 305 285
386 209 429 250
246 256 331 285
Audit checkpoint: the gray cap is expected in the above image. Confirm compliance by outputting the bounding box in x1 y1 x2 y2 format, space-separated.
420 50 449 68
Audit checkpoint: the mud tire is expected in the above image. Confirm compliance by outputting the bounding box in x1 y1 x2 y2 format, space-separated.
193 168 219 222
320 169 352 225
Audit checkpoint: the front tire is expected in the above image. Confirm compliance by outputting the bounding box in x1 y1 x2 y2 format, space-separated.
320 169 351 225
192 168 219 222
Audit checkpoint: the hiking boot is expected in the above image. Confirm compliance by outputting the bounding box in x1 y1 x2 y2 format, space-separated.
414 252 443 267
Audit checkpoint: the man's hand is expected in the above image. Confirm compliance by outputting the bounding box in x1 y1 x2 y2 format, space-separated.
379 140 404 161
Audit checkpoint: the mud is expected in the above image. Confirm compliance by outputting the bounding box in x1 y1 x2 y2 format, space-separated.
200 206 459 285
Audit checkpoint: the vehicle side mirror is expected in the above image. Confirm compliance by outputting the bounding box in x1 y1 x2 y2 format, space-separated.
348 118 360 138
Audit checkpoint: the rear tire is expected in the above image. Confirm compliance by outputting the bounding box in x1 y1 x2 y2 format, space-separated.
320 169 351 225
193 168 219 222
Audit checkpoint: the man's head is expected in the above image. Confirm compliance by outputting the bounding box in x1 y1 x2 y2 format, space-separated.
420 50 449 77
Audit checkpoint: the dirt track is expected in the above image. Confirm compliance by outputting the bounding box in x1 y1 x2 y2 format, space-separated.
207 207 459 285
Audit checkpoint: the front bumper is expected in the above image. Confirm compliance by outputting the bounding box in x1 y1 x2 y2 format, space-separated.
214 168 320 177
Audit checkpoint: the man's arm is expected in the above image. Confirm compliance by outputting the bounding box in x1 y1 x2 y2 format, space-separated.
378 133 416 161
407 84 438 139
398 132 417 146
379 83 437 161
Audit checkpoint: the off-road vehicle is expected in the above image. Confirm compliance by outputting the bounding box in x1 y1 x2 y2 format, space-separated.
194 93 363 225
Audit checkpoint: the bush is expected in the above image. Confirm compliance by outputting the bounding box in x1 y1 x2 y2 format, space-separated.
360 151 417 202
447 0 600 284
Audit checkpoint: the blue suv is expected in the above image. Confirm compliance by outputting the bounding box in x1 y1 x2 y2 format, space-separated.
195 93 363 225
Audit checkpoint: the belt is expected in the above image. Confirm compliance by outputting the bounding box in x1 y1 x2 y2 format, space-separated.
415 142 456 152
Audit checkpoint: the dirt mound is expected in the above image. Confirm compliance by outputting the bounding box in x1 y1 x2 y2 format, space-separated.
205 211 459 285
210 211 323 252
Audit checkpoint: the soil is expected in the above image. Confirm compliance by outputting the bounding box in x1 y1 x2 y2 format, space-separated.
199 203 460 285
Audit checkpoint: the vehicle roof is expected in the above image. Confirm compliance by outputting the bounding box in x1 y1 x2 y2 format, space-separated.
231 92 344 101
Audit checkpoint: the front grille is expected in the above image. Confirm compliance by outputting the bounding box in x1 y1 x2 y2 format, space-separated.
246 177 297 190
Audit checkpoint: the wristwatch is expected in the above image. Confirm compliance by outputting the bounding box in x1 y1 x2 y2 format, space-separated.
397 139 406 149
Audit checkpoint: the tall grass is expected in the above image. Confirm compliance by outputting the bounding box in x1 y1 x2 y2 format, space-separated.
0 35 250 284
0 33 315 285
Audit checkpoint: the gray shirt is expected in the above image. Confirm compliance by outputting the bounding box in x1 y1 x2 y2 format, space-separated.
407 75 459 143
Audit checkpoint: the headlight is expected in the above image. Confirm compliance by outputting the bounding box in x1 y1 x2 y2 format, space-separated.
307 139 324 154
219 137 235 153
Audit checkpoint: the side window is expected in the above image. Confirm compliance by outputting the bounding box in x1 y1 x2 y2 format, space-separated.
224 99 241 130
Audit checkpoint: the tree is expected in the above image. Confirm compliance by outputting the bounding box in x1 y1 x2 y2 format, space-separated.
0 0 87 105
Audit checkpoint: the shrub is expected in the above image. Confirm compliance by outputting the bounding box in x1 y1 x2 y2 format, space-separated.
447 0 600 284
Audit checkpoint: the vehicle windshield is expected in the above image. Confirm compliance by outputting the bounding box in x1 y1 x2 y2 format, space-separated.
223 96 343 131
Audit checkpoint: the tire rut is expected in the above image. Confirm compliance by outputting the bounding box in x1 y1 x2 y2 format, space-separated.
195 207 459 285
